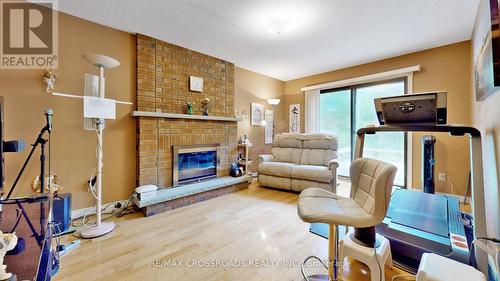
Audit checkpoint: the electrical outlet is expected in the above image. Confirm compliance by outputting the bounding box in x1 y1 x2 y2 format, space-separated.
438 172 446 182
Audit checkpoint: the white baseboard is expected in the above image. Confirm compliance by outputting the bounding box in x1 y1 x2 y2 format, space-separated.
71 199 129 219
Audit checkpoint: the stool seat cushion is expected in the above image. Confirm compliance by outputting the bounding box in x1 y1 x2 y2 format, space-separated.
298 188 373 227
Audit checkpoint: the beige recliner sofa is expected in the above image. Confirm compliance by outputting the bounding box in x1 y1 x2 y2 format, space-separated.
258 133 339 192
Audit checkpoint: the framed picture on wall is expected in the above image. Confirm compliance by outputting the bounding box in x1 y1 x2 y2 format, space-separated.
491 0 500 86
289 104 300 133
475 32 495 100
265 110 274 144
475 0 500 100
251 102 263 126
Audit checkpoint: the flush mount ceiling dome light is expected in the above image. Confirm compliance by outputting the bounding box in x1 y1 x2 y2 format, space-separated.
266 19 295 36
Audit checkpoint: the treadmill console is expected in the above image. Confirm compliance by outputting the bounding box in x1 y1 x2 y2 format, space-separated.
375 92 447 125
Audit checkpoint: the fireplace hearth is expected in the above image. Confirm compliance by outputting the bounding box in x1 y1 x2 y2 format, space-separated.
173 144 219 186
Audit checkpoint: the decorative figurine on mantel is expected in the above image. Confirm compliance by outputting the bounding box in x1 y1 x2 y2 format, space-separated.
0 231 17 281
187 101 193 115
43 68 56 93
201 97 211 116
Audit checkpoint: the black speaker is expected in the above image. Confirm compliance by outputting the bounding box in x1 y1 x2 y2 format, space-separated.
53 193 71 234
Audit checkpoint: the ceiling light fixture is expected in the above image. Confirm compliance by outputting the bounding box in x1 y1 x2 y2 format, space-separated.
266 19 294 36
267 98 281 106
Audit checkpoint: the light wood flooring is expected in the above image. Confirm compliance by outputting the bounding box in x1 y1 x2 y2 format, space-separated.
55 180 409 281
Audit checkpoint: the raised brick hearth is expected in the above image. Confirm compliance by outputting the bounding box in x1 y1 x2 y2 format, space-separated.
135 34 243 214
142 182 247 216
134 176 249 216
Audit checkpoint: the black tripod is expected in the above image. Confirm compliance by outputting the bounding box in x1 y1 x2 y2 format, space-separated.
4 123 51 246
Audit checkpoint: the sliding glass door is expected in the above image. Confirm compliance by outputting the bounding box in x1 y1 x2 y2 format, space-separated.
319 79 407 186
319 89 351 176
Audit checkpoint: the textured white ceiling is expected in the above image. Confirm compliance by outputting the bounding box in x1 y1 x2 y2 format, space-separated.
57 0 480 81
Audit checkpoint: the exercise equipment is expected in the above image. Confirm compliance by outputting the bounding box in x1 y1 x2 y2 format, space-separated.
374 91 447 125
356 125 485 273
356 92 489 275
377 188 469 272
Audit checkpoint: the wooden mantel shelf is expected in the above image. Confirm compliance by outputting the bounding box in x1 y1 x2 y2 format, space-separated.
132 111 242 122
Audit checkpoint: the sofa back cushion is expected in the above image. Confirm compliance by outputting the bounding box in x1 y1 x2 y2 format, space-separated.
273 133 303 149
271 133 338 165
302 134 338 150
271 147 302 164
300 149 337 166
299 134 338 166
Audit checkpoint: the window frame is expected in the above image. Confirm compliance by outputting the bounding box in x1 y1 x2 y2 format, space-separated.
319 77 408 188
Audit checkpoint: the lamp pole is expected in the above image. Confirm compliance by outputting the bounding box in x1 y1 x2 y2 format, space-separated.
95 65 105 228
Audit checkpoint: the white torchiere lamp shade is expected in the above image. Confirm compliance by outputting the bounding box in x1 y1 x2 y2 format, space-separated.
82 53 120 69
80 53 120 239
267 98 281 106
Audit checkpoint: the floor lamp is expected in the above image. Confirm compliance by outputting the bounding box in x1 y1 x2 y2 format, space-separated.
52 53 131 238
79 53 120 239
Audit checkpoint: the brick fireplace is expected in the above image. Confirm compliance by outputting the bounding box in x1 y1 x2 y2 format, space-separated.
135 34 239 189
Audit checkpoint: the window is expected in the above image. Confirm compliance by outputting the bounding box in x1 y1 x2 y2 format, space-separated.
319 79 407 186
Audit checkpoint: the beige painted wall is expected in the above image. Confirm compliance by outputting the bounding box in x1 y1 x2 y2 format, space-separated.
283 42 472 194
0 9 479 212
0 13 137 209
234 67 285 172
471 0 500 239
0 13 285 210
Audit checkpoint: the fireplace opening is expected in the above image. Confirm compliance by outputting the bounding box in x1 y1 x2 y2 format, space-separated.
173 144 218 186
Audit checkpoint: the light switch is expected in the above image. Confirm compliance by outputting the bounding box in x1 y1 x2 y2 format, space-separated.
189 76 204 92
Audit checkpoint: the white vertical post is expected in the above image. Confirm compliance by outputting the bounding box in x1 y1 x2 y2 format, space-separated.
406 73 414 189
304 89 320 133
470 134 488 273
96 66 105 227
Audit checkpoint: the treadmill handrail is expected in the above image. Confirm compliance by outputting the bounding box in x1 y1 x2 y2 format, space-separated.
356 125 481 137
354 124 488 274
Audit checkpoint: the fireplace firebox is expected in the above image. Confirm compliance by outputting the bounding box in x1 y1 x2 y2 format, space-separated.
173 144 218 186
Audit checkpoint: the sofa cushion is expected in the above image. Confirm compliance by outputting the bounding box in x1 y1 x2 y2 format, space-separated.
271 147 302 164
273 133 303 148
258 162 298 177
258 174 291 190
291 179 333 192
290 165 333 183
303 134 338 150
300 149 337 166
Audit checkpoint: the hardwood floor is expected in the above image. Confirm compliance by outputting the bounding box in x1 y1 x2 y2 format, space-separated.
55 181 409 281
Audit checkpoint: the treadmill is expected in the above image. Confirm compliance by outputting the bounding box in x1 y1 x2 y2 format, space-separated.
354 92 488 273
376 189 469 272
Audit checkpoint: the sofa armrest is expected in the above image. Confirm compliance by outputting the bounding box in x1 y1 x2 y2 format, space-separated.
328 160 339 193
258 154 274 164
328 160 339 171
